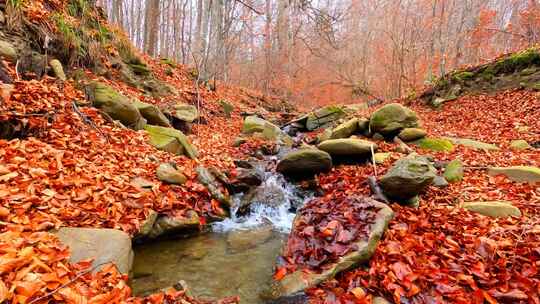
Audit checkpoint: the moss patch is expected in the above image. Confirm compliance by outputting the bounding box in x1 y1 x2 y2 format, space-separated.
413 138 454 152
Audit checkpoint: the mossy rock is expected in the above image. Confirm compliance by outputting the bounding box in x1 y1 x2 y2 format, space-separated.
487 166 540 184
380 155 437 202
219 100 234 118
144 125 198 159
444 159 464 183
196 166 232 210
317 138 377 157
452 71 475 82
276 149 332 177
133 100 171 127
49 59 66 81
491 48 540 75
129 63 151 76
373 152 392 164
305 105 346 131
463 201 521 218
510 140 532 150
329 118 359 139
413 137 454 152
369 103 419 135
398 128 427 142
446 137 499 151
169 103 199 123
242 116 292 146
357 118 369 132
0 40 17 62
160 58 177 67
87 82 146 130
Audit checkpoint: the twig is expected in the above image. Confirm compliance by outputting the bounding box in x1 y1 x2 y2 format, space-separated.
28 261 112 304
15 60 20 81
393 137 414 153
234 0 263 15
71 101 109 143
370 144 378 177
191 52 202 136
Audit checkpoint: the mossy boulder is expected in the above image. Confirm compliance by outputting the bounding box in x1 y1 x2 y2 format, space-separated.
196 166 232 210
444 160 464 183
129 63 151 76
0 40 17 62
369 103 419 135
446 137 499 151
156 162 187 185
357 118 370 132
373 152 392 164
305 105 346 130
169 103 199 123
463 201 521 218
277 149 332 177
144 125 198 159
219 100 234 118
380 155 437 202
329 118 359 139
87 82 146 130
413 137 454 152
398 128 427 142
317 138 377 157
510 140 532 150
133 100 171 127
487 166 540 184
242 116 292 146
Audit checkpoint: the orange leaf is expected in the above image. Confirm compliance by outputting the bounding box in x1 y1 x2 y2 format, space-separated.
273 267 287 281
59 287 88 304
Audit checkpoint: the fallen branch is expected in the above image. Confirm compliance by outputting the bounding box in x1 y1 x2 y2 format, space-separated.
71 101 109 143
370 144 378 177
367 176 389 204
28 261 112 304
393 137 414 153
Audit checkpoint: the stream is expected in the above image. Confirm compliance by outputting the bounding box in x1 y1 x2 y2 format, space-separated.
131 169 313 303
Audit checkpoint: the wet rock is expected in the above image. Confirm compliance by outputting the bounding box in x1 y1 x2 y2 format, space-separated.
276 149 332 177
147 211 201 239
510 140 532 150
49 59 66 81
487 166 540 184
446 137 499 151
369 103 419 135
432 176 449 188
234 159 255 169
145 125 198 159
380 155 437 202
54 228 133 274
444 159 464 183
463 201 521 218
0 40 17 62
226 226 273 252
138 210 158 237
398 128 427 142
413 137 454 152
228 167 264 193
196 166 232 209
318 138 377 158
329 118 359 139
266 198 393 299
87 82 146 130
156 162 187 185
133 100 171 127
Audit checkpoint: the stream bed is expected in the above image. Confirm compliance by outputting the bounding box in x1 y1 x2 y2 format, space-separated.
131 171 312 303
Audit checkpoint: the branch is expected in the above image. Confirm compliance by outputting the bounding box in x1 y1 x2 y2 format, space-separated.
234 0 263 15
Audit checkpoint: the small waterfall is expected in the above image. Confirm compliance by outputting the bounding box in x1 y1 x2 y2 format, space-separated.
213 172 312 233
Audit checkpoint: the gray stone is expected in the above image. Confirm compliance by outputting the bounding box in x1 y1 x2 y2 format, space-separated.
144 125 198 159
0 40 17 62
380 155 437 202
369 103 419 135
305 105 346 130
487 166 540 184
147 211 200 239
54 228 133 274
446 137 499 151
133 100 171 127
266 198 393 299
226 226 273 252
463 201 521 218
276 149 332 177
170 104 199 122
398 128 427 142
317 138 377 157
329 118 359 139
196 166 232 209
432 176 449 188
87 82 146 130
156 162 187 185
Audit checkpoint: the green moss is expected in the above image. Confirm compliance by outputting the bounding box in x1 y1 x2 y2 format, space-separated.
444 160 464 182
452 71 475 82
491 49 540 74
129 63 151 76
414 137 454 152
160 58 177 67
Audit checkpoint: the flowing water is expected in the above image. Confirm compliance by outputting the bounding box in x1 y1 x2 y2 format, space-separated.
131 170 313 303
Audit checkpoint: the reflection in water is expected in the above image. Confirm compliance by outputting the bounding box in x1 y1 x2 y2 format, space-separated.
131 231 286 303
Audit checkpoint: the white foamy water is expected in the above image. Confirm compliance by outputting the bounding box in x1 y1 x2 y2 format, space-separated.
212 172 311 233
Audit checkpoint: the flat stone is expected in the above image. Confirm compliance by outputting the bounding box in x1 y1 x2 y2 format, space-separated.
156 162 187 185
463 201 521 218
488 166 540 184
329 118 359 139
317 138 377 157
380 155 437 202
510 140 532 150
413 137 454 152
373 152 392 164
133 100 171 127
398 128 427 142
54 228 133 274
277 149 332 177
147 211 200 239
446 137 499 151
170 104 199 122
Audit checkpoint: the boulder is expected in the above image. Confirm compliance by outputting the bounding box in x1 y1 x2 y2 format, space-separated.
380 156 437 202
305 105 346 130
413 137 454 152
487 166 540 184
398 128 427 142
357 118 370 132
373 152 392 164
170 103 199 123
266 198 393 299
317 138 377 157
144 125 198 159
219 100 234 117
242 116 293 146
0 40 17 62
277 149 332 177
49 59 66 81
228 167 264 193
510 140 532 150
54 228 133 274
147 211 200 239
444 159 464 183
87 82 146 130
156 162 187 185
137 210 158 237
369 103 419 135
463 201 521 218
432 175 449 188
196 166 232 209
133 101 171 127
329 118 359 139
316 128 332 144
446 137 499 151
